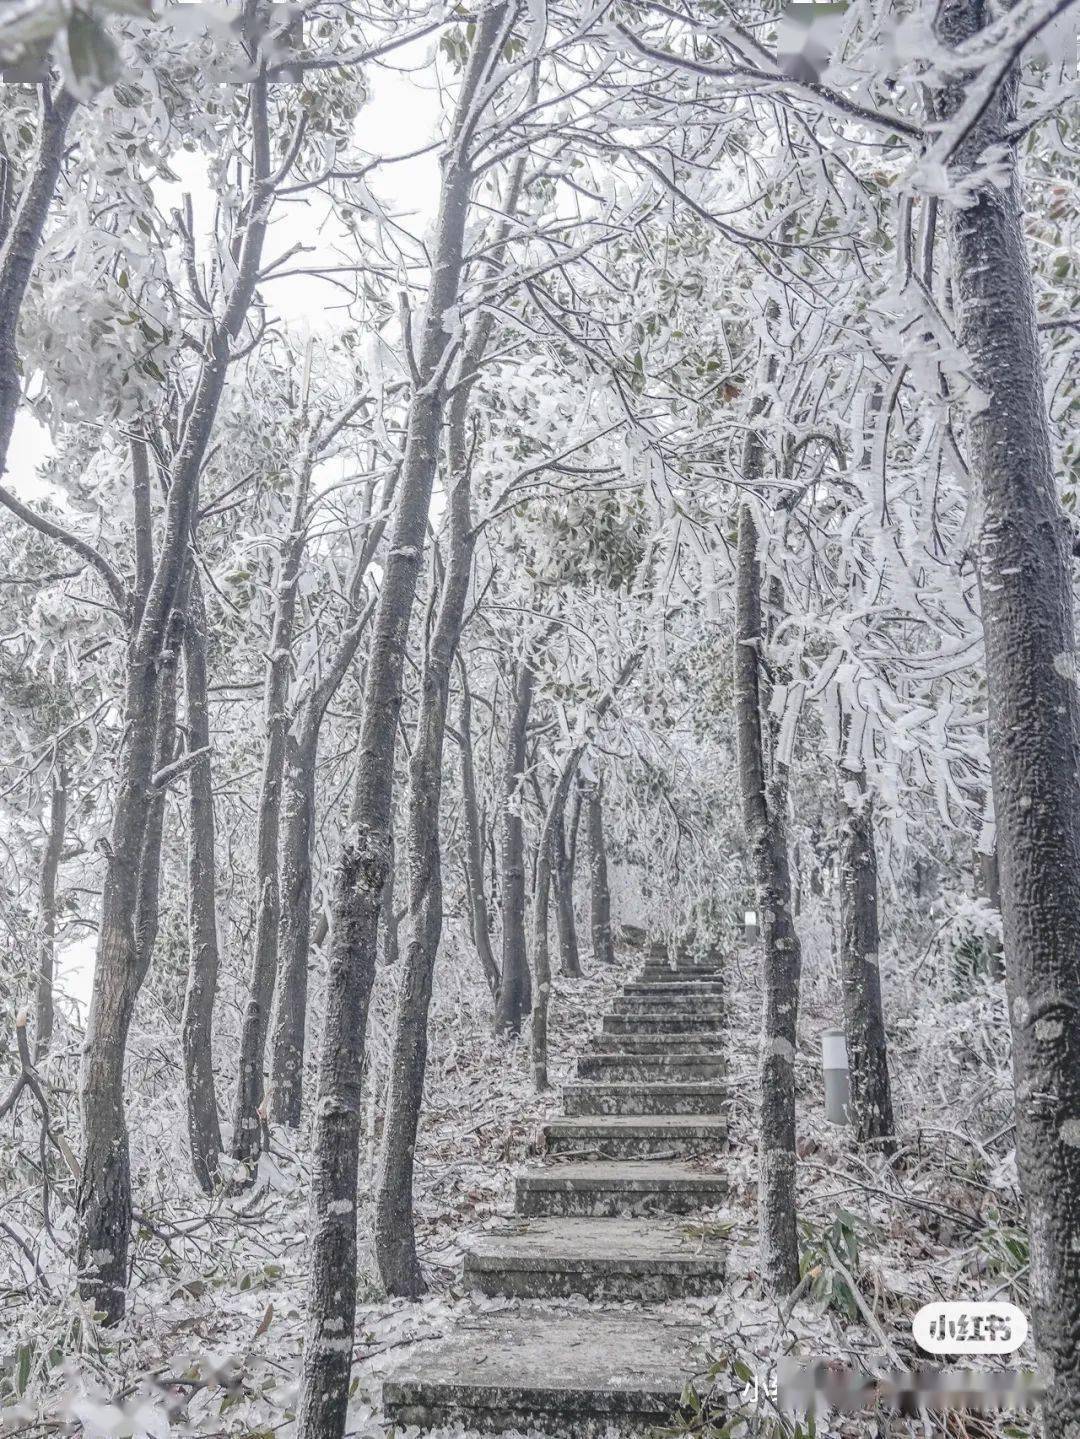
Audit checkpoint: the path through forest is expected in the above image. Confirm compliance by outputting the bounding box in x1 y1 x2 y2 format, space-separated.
376 937 731 1432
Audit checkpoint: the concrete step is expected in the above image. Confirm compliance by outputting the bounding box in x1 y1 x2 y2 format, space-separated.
603 1013 726 1035
379 1310 713 1434
623 981 725 999
612 996 724 1017
592 1032 727 1055
638 965 722 981
562 1080 729 1116
516 1160 727 1218
460 1215 728 1300
544 1113 728 1159
577 1052 726 1082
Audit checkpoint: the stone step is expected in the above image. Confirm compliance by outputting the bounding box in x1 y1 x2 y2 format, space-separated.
623 981 725 999
563 1079 729 1116
592 1032 727 1055
612 996 723 1016
603 1013 726 1035
460 1216 728 1300
516 1160 727 1218
544 1113 728 1159
379 1310 713 1434
577 1052 726 1082
638 965 722 980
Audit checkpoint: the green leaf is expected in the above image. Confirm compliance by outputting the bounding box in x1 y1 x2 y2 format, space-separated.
65 11 121 94
15 1344 32 1396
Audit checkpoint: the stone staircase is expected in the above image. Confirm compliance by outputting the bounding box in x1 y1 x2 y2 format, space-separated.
379 943 729 1434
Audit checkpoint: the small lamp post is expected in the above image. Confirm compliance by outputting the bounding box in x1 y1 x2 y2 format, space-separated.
743 909 759 943
822 1028 850 1125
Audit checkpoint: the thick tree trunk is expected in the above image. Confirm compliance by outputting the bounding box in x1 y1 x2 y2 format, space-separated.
34 761 68 1061
295 15 512 1437
836 765 894 1150
735 495 801 1297
551 788 581 978
934 7 1080 1427
975 824 1005 981
586 775 614 966
181 573 224 1193
456 663 500 995
380 828 400 967
232 442 317 1166
495 651 537 1033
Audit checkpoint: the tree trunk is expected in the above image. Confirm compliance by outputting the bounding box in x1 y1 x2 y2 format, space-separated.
975 821 1005 982
0 86 78 480
380 828 400 967
135 586 187 982
267 716 318 1128
78 42 274 1319
934 6 1080 1426
232 439 318 1166
495 650 538 1033
531 659 640 1088
456 661 500 995
551 787 581 978
181 572 224 1193
295 14 513 1437
735 495 801 1297
586 775 614 966
531 765 580 1089
67 33 276 1321
836 764 894 1150
77 583 188 1322
269 586 380 1129
34 761 68 1061
374 374 481 1296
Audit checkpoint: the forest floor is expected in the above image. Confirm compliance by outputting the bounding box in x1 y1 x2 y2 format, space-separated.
2 912 1032 1439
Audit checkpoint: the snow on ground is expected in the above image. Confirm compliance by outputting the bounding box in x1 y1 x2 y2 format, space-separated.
1 919 1032 1439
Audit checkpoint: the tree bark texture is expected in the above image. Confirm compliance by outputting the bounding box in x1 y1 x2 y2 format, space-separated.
456 662 500 995
935 5 1080 1426
495 649 538 1033
233 436 318 1166
586 774 615 966
181 573 225 1193
295 14 513 1437
373 386 480 1297
531 763 582 1089
735 494 801 1298
837 764 895 1150
269 585 379 1128
550 783 581 977
34 761 68 1061
77 582 187 1322
77 46 274 1320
